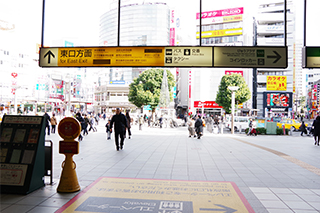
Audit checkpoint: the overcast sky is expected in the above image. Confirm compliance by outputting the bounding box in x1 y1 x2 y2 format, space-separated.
0 0 319 54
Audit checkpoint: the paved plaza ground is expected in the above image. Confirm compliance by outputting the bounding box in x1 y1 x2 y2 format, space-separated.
1 121 320 213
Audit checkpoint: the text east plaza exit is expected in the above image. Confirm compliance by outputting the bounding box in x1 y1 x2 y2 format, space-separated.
39 46 287 68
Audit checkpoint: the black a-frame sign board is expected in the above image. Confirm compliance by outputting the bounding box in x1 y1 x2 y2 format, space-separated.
0 115 46 194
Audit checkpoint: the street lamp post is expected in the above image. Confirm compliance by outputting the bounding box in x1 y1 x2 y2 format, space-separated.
228 86 239 135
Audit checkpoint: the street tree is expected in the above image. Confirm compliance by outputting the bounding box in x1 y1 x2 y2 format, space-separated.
215 74 251 114
128 68 175 114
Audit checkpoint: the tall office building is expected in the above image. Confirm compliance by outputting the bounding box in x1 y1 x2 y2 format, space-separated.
256 0 295 117
95 1 171 112
180 6 254 116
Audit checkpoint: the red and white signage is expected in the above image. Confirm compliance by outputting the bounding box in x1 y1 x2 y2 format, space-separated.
225 70 243 77
170 28 175 46
170 10 175 46
196 7 243 19
11 72 18 78
194 101 223 108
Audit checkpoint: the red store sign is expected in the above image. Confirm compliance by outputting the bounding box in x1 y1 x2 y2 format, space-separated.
196 7 243 19
194 101 223 108
225 70 243 77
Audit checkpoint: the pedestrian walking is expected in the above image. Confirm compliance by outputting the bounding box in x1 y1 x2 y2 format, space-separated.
50 113 57 134
76 112 85 141
300 121 307 136
187 117 196 138
312 116 320 145
247 118 253 136
88 115 96 132
83 114 89 136
43 112 51 135
159 115 163 128
110 108 128 151
148 115 151 127
139 115 144 130
125 110 132 139
195 115 203 139
214 115 219 125
105 119 112 140
95 114 99 125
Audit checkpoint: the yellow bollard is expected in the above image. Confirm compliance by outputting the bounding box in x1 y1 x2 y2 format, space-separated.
57 117 81 193
57 153 80 192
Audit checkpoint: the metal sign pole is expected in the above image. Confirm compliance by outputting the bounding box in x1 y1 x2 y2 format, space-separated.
41 0 45 48
117 0 121 46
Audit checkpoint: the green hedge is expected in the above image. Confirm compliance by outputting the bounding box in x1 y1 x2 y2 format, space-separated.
245 127 289 135
276 128 289 135
245 128 266 135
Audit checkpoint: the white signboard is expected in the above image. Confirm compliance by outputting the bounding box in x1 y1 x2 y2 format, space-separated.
164 47 212 67
213 46 287 68
0 164 28 186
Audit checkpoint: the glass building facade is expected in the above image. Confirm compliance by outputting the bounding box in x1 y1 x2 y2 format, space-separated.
99 2 170 46
95 2 171 112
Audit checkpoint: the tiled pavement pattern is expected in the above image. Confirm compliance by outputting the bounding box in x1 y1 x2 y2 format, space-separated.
1 122 320 213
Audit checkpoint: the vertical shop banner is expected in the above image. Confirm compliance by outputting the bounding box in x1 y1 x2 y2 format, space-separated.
50 80 64 100
170 28 175 46
266 76 287 91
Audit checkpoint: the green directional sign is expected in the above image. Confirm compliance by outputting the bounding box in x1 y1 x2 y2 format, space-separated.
213 46 287 68
305 47 320 68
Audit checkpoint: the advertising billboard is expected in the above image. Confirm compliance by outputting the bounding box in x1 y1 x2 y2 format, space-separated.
196 28 243 38
263 92 292 112
196 7 244 19
266 76 287 91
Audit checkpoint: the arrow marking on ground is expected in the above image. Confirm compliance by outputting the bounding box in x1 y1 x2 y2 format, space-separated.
267 51 281 63
44 50 55 64
200 204 237 213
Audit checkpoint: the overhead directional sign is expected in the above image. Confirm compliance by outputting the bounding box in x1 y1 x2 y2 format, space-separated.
40 46 287 68
213 46 287 68
39 46 212 68
304 46 320 68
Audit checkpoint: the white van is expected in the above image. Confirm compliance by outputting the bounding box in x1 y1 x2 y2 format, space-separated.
225 116 251 132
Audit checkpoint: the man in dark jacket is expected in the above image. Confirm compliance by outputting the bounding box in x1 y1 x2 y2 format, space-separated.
76 112 85 141
110 108 128 151
43 112 51 135
194 115 203 139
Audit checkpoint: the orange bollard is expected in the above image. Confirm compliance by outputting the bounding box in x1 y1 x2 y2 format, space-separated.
57 117 81 193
